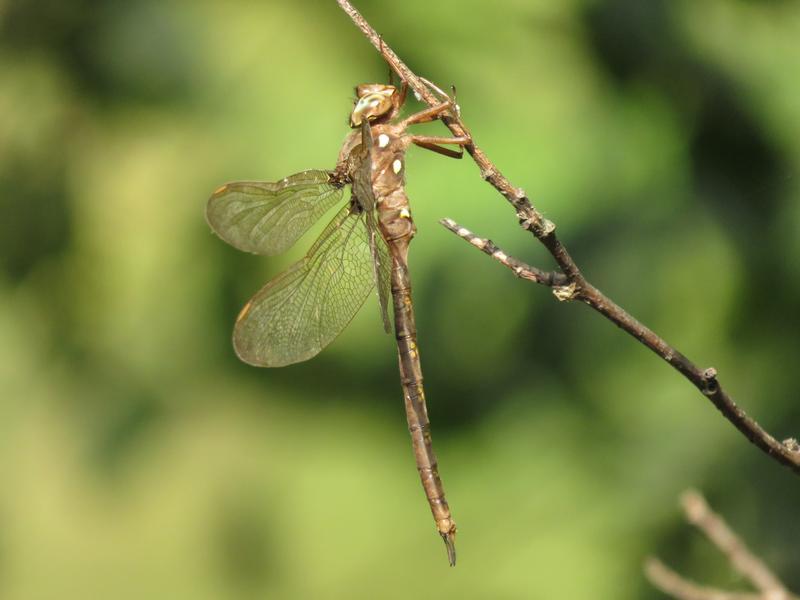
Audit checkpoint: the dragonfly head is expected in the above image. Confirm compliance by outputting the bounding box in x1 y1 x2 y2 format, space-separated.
350 84 401 127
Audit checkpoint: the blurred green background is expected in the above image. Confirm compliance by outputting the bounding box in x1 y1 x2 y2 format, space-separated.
1 0 799 598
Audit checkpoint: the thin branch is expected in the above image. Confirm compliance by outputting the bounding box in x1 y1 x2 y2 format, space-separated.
680 490 787 595
334 0 800 474
439 218 567 287
440 222 800 472
646 490 797 600
645 558 762 600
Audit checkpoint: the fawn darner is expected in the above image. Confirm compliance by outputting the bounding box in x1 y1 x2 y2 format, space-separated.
206 80 469 565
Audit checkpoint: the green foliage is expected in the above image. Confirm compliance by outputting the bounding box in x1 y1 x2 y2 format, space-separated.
1 0 798 597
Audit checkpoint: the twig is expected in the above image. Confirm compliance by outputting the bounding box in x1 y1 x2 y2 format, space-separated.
335 0 800 474
439 218 567 287
646 490 797 600
680 490 787 595
645 558 762 600
440 222 800 471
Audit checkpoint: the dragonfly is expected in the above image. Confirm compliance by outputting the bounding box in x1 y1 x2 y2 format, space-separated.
206 80 470 565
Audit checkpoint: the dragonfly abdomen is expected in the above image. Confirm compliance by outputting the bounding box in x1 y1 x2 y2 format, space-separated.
391 253 457 565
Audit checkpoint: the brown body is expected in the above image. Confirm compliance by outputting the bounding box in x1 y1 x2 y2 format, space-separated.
338 107 465 563
208 82 468 566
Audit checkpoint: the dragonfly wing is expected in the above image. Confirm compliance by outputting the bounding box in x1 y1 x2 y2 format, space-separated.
350 121 378 211
349 122 392 333
207 170 345 256
366 210 392 334
233 204 378 367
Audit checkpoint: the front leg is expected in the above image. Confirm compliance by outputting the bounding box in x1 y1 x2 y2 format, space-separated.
400 101 458 128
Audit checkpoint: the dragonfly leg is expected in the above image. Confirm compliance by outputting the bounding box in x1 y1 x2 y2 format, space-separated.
411 135 472 159
419 76 457 106
378 36 409 110
396 80 408 110
399 101 457 128
379 35 392 82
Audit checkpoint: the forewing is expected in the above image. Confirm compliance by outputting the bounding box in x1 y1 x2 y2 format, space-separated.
207 170 344 256
349 122 392 333
351 121 378 212
366 210 392 334
233 205 378 367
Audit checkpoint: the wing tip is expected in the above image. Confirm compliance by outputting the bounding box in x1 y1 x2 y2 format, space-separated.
232 321 293 368
232 319 324 369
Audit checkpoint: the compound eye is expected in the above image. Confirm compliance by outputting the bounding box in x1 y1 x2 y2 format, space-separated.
350 92 393 126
